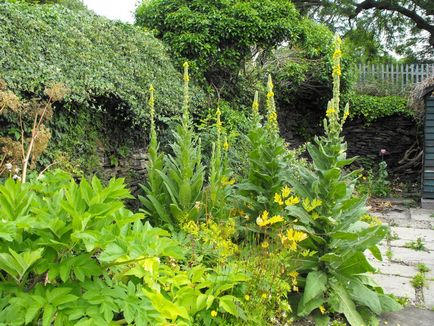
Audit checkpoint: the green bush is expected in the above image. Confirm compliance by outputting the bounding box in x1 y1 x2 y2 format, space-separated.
0 171 249 325
135 0 300 90
0 1 203 128
345 93 412 122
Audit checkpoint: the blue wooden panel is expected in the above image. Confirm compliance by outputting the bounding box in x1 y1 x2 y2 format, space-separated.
425 154 434 160
426 120 434 127
423 192 434 199
423 185 434 193
424 180 434 186
426 133 434 140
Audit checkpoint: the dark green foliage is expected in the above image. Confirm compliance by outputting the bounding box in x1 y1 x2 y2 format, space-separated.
135 0 300 89
346 94 412 122
0 2 202 128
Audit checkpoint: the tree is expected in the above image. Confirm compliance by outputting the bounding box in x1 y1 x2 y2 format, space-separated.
135 0 301 91
293 0 434 60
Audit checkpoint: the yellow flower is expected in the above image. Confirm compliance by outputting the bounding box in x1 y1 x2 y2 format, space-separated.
333 64 342 76
257 214 284 227
149 84 155 92
302 198 322 212
261 241 269 249
319 305 326 314
274 193 284 206
285 195 300 206
281 185 291 198
183 61 189 68
223 141 229 151
211 310 217 317
293 286 299 292
286 229 308 242
288 271 299 278
221 176 235 186
244 295 250 301
343 108 350 120
261 293 268 299
326 107 336 117
267 91 274 98
333 49 342 60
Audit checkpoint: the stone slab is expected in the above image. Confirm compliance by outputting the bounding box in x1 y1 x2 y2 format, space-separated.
391 227 434 243
380 307 434 326
410 208 434 221
371 274 415 300
390 239 434 252
390 247 434 266
421 198 434 210
424 281 434 309
369 260 417 278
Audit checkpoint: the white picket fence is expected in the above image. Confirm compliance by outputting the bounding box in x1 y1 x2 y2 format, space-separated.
357 63 434 86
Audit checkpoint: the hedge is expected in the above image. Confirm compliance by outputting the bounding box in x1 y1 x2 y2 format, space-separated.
0 2 203 128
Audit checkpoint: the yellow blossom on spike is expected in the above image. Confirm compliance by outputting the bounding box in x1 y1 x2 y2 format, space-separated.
333 64 342 76
244 295 250 301
252 91 259 115
285 195 300 206
223 140 229 151
149 85 155 92
326 107 336 117
274 193 284 206
261 241 269 249
319 305 326 314
183 62 190 81
267 91 274 98
211 310 217 317
288 271 299 278
333 49 342 60
281 185 291 198
221 176 235 186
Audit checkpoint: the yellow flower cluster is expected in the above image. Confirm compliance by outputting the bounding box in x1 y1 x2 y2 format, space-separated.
333 64 342 77
223 140 229 151
256 210 284 227
221 175 235 186
326 107 336 117
301 198 322 212
288 271 299 292
279 229 307 251
274 185 300 207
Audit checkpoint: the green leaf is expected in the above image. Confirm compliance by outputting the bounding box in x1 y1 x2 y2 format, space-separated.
330 281 366 326
303 271 327 304
219 295 239 317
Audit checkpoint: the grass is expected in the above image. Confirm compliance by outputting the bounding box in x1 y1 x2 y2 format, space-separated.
416 263 431 273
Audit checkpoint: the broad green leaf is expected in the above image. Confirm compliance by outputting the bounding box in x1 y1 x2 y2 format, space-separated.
330 281 366 326
219 295 239 317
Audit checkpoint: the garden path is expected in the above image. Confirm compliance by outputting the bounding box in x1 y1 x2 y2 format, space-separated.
367 200 434 324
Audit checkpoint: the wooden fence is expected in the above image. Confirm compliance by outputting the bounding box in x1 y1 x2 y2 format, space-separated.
357 63 434 86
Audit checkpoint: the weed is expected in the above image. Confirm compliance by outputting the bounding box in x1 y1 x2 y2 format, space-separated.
385 248 393 260
416 263 431 274
411 273 426 288
405 237 427 251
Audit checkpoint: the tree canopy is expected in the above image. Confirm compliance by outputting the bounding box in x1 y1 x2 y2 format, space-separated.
293 0 434 60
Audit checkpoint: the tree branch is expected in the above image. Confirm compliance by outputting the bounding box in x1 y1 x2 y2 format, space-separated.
351 0 434 47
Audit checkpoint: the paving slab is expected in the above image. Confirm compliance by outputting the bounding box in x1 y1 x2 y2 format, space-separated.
370 260 418 278
371 274 415 301
391 227 434 243
424 281 434 309
390 247 433 266
390 239 434 251
380 307 434 326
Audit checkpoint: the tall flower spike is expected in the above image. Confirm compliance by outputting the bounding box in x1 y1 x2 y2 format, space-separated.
266 74 278 133
182 62 190 125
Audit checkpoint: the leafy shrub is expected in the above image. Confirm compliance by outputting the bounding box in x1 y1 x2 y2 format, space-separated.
345 93 412 122
136 0 300 90
0 171 249 325
0 1 204 127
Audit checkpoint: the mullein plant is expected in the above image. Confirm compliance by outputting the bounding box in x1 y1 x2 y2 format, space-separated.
205 105 234 220
140 62 205 229
236 76 292 233
284 36 401 325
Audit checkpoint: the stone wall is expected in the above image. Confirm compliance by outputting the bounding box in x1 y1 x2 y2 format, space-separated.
99 147 148 195
280 111 421 178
